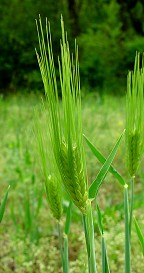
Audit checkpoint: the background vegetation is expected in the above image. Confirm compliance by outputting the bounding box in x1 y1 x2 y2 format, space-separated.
0 0 144 95
0 1 144 272
0 94 144 272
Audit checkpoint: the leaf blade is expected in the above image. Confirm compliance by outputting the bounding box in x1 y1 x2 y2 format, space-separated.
134 218 144 255
89 130 125 199
84 134 125 186
96 204 103 235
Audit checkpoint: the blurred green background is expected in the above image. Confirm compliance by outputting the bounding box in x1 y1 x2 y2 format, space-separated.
0 0 144 95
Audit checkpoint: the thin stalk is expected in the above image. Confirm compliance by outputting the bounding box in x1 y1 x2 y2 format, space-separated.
82 214 90 273
102 236 106 273
58 222 65 272
86 200 97 273
64 234 69 273
124 184 131 273
96 203 110 273
129 176 135 238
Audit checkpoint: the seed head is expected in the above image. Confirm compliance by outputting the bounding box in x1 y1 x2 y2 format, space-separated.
34 110 63 221
46 175 63 221
57 142 88 213
35 16 88 212
126 52 144 177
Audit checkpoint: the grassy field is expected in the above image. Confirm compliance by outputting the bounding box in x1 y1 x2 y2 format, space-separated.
0 93 144 272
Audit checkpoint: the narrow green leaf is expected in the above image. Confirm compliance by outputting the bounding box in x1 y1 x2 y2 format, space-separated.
89 130 125 199
84 134 125 186
64 201 72 235
134 218 144 255
0 185 10 223
96 204 103 235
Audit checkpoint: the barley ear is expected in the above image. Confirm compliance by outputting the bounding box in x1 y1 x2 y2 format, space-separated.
36 17 88 213
34 109 63 221
46 175 63 221
127 131 141 177
126 52 144 177
57 142 88 214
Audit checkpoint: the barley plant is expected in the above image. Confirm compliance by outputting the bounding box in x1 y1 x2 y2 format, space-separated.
125 52 144 271
35 16 144 273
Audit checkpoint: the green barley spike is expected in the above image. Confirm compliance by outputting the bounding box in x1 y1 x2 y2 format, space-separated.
126 52 144 177
36 16 88 213
46 175 63 221
34 109 63 221
58 142 88 213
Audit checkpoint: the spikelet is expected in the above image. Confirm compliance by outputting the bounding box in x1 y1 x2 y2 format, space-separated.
126 52 144 177
57 142 88 213
46 175 63 221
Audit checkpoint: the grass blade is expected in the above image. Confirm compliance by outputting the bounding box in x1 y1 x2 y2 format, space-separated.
96 204 103 235
84 134 125 187
0 185 10 223
89 130 125 199
134 218 144 255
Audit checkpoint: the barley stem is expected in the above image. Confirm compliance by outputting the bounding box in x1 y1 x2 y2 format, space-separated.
82 214 90 273
101 236 110 273
102 236 106 273
129 176 135 238
64 235 69 273
86 200 97 273
124 184 131 273
58 222 65 272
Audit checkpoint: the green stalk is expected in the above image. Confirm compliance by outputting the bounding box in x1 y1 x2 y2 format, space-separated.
102 236 110 273
63 201 71 273
64 234 69 273
96 203 110 273
124 184 131 273
82 214 90 273
129 177 135 238
86 200 97 273
58 222 65 272
102 236 106 273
